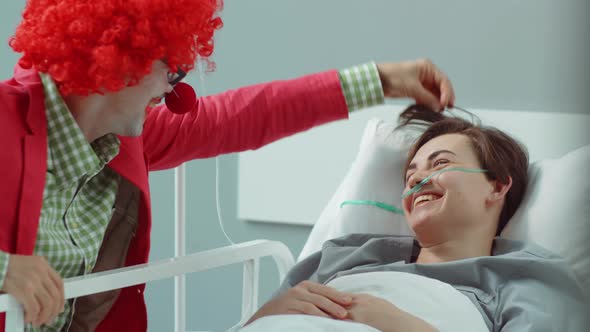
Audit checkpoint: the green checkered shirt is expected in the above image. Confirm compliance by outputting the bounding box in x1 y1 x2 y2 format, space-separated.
0 73 121 331
0 62 383 331
338 62 384 111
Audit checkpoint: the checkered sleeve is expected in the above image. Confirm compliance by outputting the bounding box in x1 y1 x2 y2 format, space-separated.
0 251 9 290
338 62 385 112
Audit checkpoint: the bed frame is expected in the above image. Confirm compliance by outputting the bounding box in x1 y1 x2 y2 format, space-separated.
0 239 295 332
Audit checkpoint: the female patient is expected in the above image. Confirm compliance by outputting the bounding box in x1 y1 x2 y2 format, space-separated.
244 106 590 331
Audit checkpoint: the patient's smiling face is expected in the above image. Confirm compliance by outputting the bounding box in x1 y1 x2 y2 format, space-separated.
402 134 501 241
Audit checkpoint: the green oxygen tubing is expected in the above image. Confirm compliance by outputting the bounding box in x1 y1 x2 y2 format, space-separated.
340 167 488 215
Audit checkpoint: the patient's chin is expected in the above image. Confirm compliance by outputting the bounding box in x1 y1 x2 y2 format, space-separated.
409 197 447 229
408 216 432 233
408 213 444 234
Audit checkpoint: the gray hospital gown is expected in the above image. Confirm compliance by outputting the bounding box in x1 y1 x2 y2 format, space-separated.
273 235 590 332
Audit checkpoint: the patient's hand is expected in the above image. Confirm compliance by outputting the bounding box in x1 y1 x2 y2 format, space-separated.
245 280 353 325
347 293 438 332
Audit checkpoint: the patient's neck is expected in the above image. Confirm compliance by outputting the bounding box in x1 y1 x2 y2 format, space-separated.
415 236 494 264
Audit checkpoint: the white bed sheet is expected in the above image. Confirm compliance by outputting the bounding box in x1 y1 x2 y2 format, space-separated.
239 271 488 332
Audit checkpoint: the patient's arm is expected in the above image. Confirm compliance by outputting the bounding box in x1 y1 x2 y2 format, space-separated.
496 257 590 332
245 281 354 326
346 293 437 332
247 281 438 332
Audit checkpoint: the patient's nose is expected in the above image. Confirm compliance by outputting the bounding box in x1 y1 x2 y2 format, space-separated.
408 170 429 189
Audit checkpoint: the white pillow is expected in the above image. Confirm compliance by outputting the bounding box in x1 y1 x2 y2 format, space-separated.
298 118 590 293
501 145 590 292
299 119 416 261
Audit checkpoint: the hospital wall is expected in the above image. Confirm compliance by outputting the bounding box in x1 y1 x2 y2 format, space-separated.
0 1 588 331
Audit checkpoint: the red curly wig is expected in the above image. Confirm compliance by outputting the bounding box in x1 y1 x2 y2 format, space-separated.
10 0 223 96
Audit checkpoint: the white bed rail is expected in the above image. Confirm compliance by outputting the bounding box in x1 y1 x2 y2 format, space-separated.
0 239 295 331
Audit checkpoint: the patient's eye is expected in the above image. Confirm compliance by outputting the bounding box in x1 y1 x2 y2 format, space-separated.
405 158 451 184
434 159 449 167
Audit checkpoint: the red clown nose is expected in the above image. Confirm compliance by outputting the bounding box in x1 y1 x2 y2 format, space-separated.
165 82 197 114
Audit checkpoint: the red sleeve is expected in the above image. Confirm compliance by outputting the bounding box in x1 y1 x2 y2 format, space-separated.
142 69 349 171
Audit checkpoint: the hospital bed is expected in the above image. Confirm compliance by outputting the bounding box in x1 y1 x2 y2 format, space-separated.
1 105 589 331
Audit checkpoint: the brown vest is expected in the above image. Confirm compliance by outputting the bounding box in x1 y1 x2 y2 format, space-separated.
68 177 140 331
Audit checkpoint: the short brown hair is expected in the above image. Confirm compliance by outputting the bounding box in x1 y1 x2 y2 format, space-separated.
398 105 529 235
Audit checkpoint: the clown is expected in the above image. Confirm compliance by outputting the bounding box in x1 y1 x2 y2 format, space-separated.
0 0 454 331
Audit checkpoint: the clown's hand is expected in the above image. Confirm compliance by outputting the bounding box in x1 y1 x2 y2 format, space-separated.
1 254 65 328
377 59 455 111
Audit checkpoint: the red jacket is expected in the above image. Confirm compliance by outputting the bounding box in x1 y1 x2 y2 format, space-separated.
0 65 348 331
